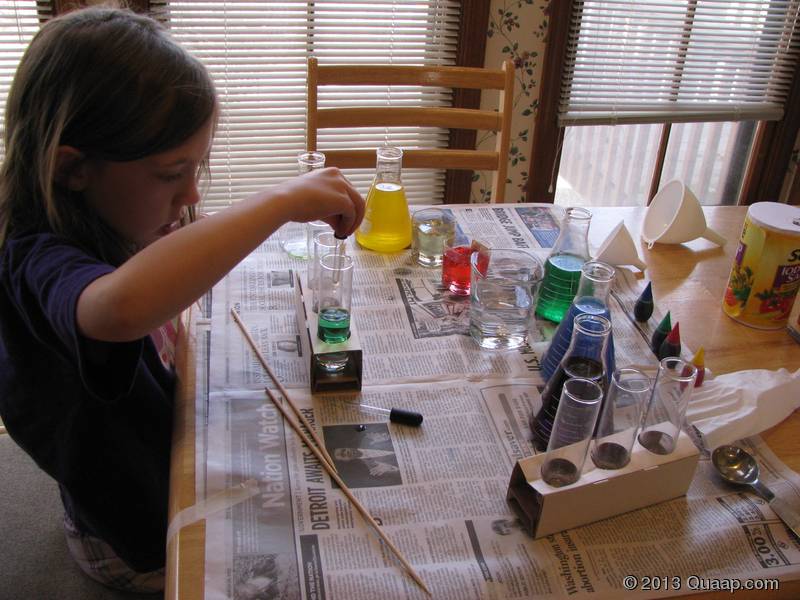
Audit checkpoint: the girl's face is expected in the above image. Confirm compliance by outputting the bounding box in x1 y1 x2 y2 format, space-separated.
81 118 214 248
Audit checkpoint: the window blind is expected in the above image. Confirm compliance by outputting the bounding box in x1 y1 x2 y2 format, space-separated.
0 1 47 162
559 0 800 126
153 0 462 212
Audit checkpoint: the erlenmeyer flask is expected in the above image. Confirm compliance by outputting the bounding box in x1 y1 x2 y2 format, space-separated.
535 207 592 323
540 261 617 386
530 313 611 451
355 146 412 253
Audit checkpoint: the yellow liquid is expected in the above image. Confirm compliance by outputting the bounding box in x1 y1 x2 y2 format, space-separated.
356 182 412 253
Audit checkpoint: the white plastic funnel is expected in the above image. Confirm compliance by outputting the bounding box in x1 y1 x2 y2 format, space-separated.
593 220 647 271
642 180 726 249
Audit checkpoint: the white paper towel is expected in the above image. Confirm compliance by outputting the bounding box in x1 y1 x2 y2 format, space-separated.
686 368 800 451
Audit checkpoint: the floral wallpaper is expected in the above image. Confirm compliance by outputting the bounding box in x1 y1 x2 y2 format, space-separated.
471 0 550 203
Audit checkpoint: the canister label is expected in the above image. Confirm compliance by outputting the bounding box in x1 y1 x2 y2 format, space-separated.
723 213 800 329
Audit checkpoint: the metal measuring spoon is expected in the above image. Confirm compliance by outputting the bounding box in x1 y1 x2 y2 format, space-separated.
712 445 800 538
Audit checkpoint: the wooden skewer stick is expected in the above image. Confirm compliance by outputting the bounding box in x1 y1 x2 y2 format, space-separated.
262 384 431 596
230 308 336 472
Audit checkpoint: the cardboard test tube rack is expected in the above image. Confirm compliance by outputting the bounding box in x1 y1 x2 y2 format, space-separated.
507 430 700 538
294 272 363 393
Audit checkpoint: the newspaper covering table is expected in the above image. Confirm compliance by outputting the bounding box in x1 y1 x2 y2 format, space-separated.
190 205 800 599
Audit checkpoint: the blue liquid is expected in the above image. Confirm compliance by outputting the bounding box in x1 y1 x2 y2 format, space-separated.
540 298 616 387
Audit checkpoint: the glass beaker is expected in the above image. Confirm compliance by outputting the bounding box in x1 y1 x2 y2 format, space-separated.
355 146 412 253
535 207 592 323
638 357 697 455
530 313 611 451
442 235 475 296
412 208 455 267
469 248 543 350
540 261 617 386
280 151 326 259
540 378 603 487
591 368 652 469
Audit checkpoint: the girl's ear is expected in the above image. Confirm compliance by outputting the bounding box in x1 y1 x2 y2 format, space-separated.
54 146 89 191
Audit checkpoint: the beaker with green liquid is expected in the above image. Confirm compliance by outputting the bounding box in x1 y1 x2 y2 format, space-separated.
535 207 592 323
356 146 412 253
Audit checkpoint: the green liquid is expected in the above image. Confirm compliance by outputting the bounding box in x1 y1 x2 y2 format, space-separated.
317 307 351 343
535 253 584 323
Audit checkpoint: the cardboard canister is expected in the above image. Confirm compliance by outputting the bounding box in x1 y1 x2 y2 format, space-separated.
722 202 800 330
789 294 800 343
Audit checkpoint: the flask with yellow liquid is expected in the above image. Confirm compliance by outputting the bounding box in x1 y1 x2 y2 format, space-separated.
356 146 412 253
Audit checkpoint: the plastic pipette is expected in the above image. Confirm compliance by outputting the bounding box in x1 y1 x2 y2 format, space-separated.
333 233 347 283
347 401 423 427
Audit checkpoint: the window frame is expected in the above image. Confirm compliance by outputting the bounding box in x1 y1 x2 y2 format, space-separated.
527 0 800 206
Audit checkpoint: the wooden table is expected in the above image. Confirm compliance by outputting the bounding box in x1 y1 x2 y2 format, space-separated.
167 205 800 600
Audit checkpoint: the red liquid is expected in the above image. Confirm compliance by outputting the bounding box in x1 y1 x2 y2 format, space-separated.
442 246 473 295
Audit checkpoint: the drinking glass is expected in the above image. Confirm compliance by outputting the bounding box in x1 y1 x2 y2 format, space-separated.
469 248 543 350
591 368 652 469
412 208 455 267
280 151 326 258
638 357 697 455
540 378 603 487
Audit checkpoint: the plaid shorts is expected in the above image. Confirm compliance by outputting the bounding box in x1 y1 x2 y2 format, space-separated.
63 513 164 594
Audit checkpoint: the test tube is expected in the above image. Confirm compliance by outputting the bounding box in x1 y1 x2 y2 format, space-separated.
307 221 333 282
312 232 340 312
540 378 603 487
316 254 353 344
637 357 697 455
591 368 652 469
280 152 326 258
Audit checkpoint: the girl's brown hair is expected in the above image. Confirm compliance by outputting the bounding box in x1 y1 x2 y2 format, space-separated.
0 6 216 263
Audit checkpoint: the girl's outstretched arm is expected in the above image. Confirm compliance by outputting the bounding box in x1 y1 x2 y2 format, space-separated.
77 167 364 342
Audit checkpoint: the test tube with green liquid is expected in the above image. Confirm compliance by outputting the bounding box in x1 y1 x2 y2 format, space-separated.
316 253 353 345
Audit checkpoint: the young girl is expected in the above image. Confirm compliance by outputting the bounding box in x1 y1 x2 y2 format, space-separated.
0 6 363 593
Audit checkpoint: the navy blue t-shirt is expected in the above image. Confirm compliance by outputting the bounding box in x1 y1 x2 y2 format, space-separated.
0 232 175 573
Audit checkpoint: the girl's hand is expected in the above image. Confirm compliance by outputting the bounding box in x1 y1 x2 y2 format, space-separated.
280 167 365 237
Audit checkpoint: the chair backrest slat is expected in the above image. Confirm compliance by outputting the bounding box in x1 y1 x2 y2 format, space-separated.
323 149 500 171
316 64 507 90
317 107 503 132
307 57 514 203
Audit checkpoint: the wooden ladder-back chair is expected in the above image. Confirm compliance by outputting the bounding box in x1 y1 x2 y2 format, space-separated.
307 57 515 203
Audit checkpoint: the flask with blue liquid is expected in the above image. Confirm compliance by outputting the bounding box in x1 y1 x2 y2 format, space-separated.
539 261 617 387
530 313 612 451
